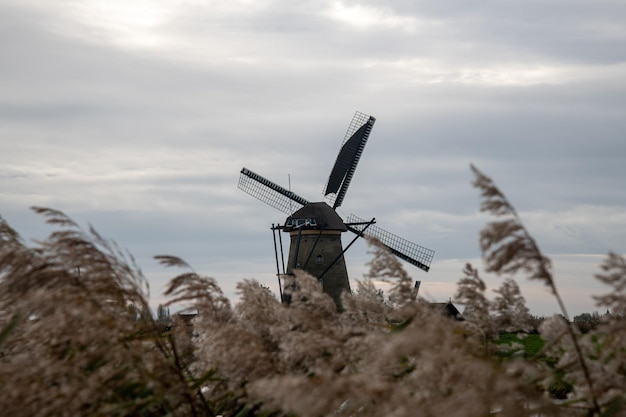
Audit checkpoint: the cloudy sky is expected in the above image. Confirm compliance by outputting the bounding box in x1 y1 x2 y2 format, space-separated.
2 0 625 316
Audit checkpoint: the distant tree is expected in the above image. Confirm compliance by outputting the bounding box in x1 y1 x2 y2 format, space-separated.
573 311 601 333
527 314 546 333
157 303 171 322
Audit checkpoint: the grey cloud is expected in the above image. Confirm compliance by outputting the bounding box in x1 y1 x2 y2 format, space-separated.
1 1 624 316
364 0 626 63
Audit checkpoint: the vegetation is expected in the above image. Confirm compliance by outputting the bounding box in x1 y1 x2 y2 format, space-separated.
1 166 625 416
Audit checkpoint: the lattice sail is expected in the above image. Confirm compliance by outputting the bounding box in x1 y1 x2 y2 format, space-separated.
238 168 309 215
346 214 434 272
324 112 376 209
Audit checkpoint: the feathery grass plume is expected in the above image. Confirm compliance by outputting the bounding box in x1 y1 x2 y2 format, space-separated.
184 279 281 413
364 237 414 311
340 278 389 329
471 165 601 416
286 270 339 317
455 263 495 346
161 265 232 323
594 252 626 316
470 166 553 287
155 254 194 270
579 252 626 412
491 278 531 333
258 271 355 377
0 208 218 417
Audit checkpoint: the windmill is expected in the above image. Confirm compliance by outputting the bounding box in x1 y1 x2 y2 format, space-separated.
238 111 434 306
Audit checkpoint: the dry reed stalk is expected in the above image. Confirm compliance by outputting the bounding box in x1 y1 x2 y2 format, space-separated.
470 164 601 416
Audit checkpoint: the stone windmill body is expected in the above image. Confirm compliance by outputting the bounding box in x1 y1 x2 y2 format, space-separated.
238 112 434 305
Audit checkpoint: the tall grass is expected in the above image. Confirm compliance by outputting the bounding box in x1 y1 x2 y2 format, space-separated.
1 167 625 416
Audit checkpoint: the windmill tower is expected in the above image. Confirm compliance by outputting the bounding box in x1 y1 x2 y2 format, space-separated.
238 112 434 306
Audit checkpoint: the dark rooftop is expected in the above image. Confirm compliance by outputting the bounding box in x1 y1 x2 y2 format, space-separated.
287 202 347 231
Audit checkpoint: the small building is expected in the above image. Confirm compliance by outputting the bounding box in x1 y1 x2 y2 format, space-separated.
430 302 464 321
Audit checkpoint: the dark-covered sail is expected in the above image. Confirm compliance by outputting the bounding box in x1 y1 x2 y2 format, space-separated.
324 112 375 209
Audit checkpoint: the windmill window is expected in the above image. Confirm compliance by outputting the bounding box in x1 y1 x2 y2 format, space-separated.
287 218 318 228
315 255 324 264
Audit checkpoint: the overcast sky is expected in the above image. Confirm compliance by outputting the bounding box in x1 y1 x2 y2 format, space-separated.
2 0 625 316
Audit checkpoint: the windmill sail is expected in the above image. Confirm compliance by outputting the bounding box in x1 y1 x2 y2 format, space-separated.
324 112 375 209
346 214 435 272
238 168 309 214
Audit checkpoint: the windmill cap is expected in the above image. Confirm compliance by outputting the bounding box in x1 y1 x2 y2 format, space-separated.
286 202 347 231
